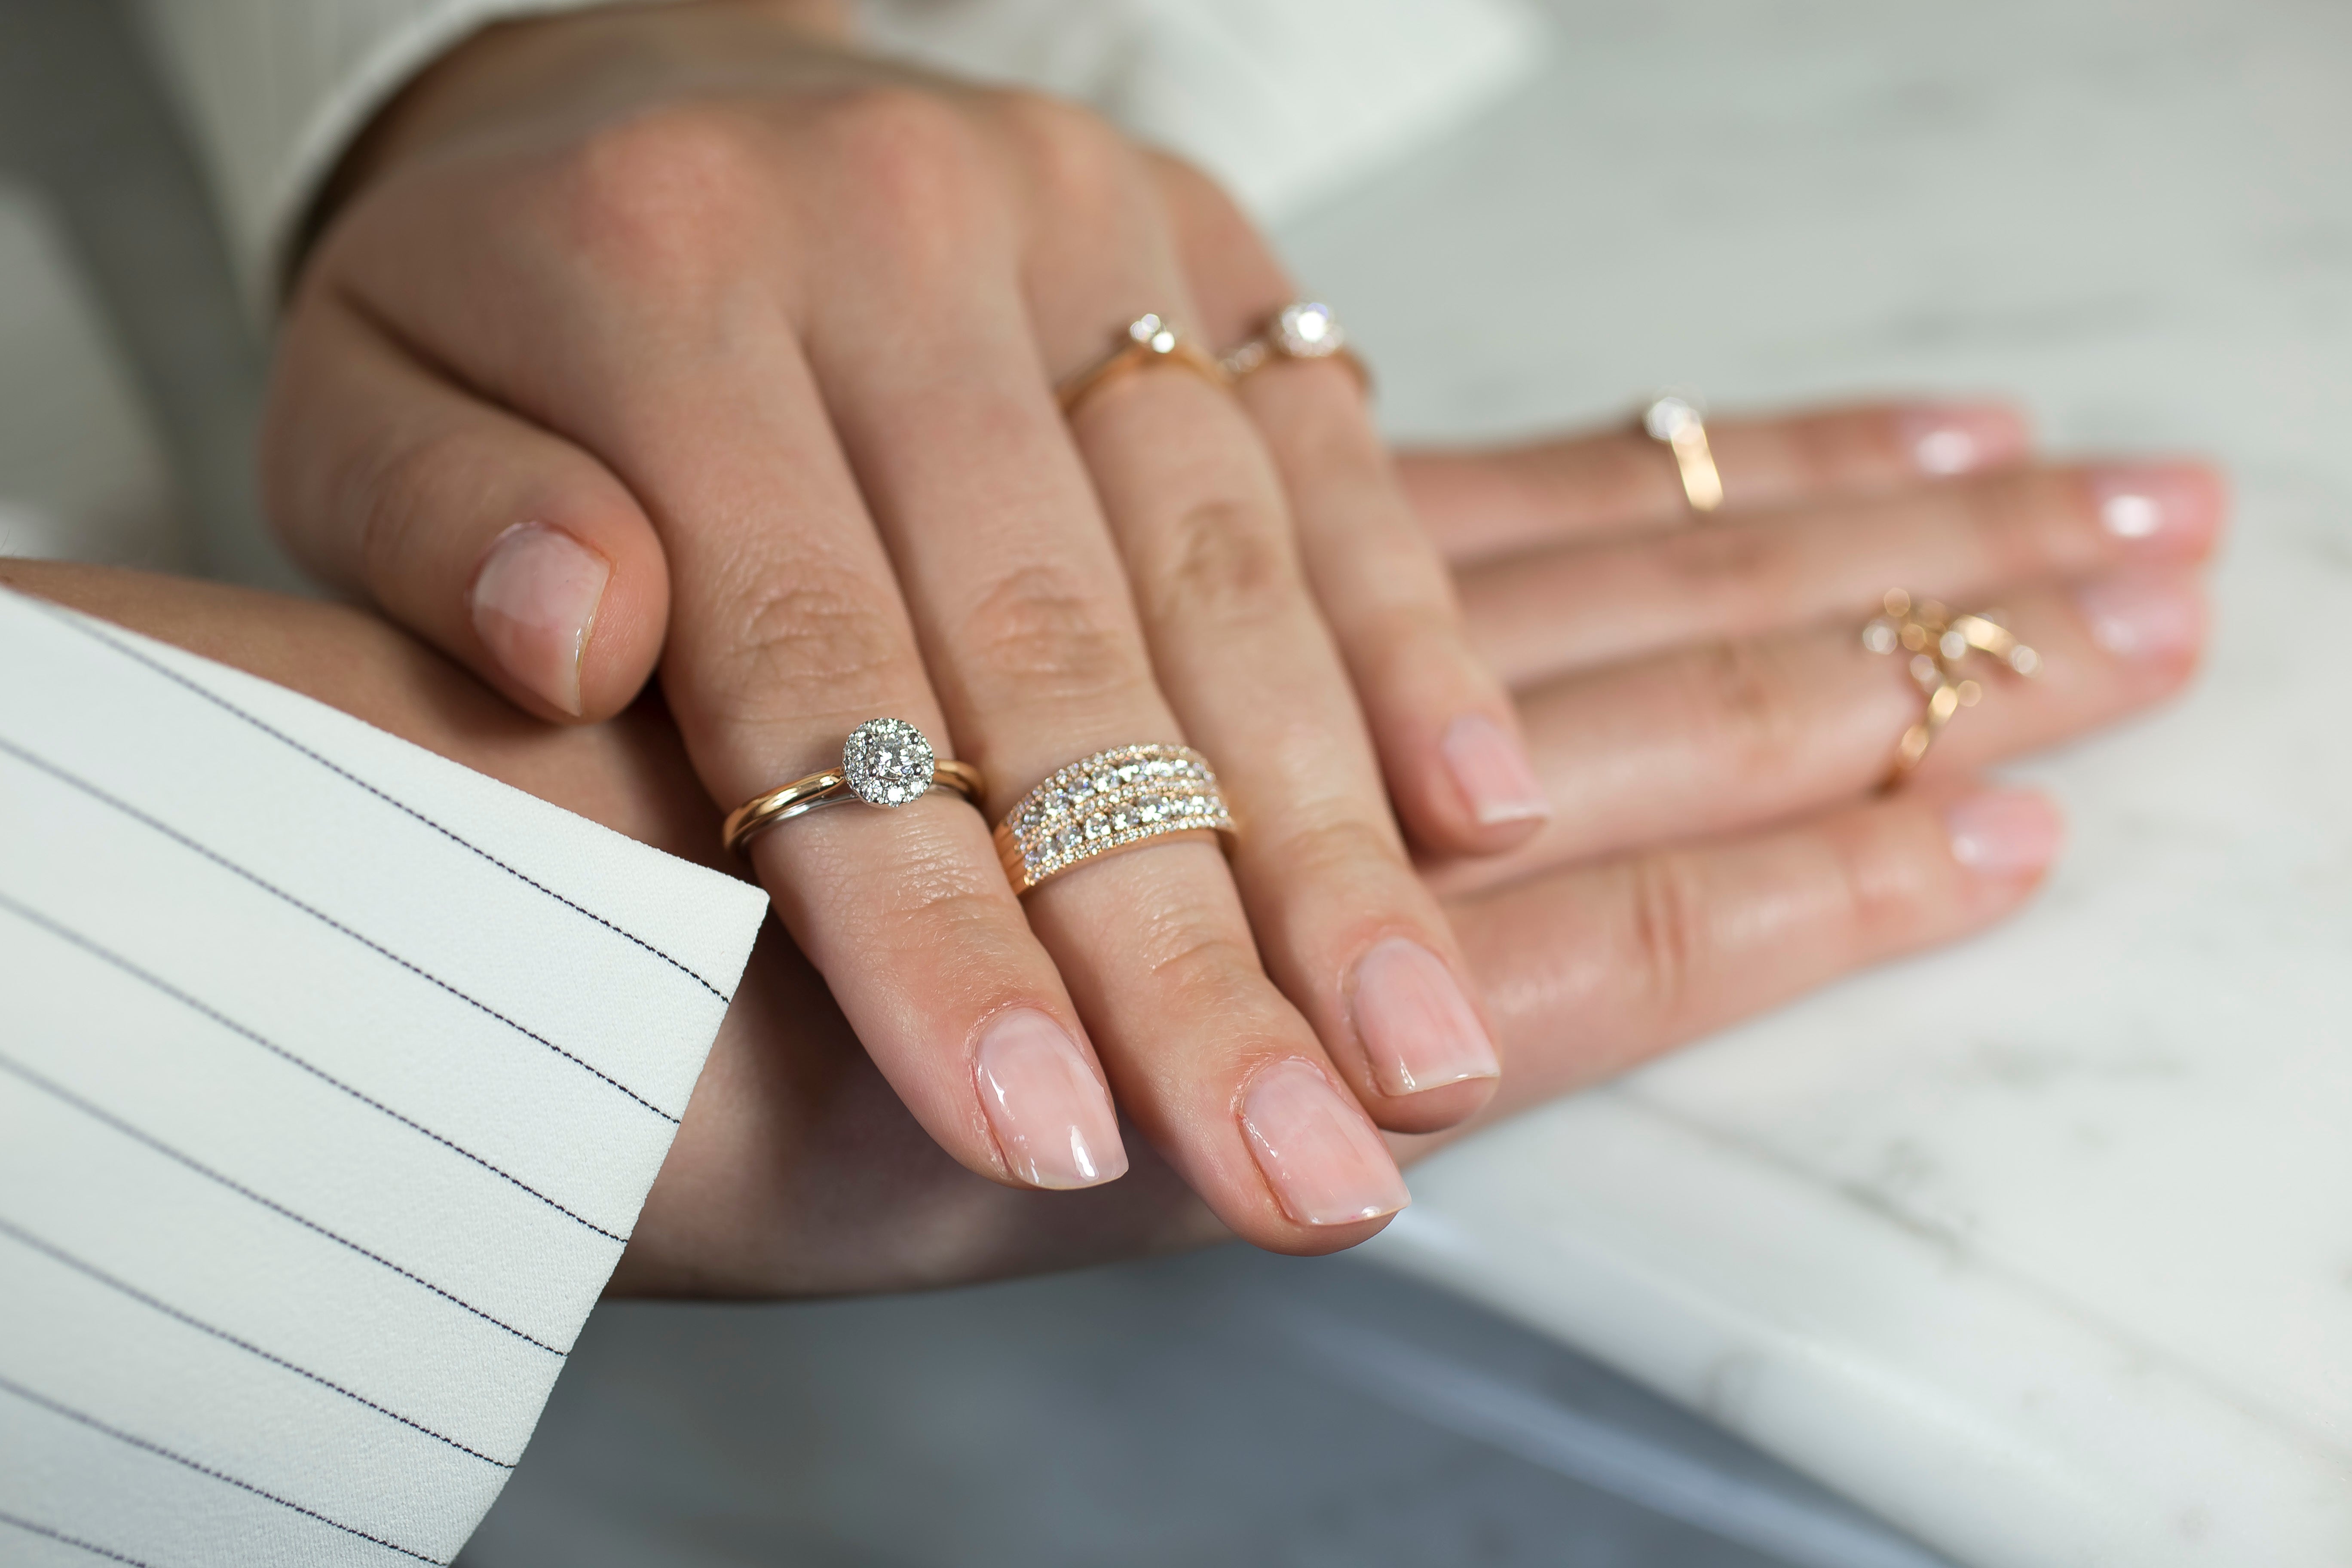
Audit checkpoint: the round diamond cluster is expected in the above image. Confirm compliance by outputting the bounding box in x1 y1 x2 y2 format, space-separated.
1273 302 1342 359
1002 744 1231 886
841 717 936 807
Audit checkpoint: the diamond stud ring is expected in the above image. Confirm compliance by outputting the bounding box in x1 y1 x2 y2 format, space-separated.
1220 301 1371 392
1057 314 1232 417
993 743 1236 894
1640 392 1725 514
723 717 985 857
1863 590 2041 787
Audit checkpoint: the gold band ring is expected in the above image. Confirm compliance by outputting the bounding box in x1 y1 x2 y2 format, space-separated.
1057 314 1231 417
725 717 984 857
1220 301 1372 393
1863 590 2042 787
994 743 1236 894
1641 392 1726 514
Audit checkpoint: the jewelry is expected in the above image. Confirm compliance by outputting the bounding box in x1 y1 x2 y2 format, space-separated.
1640 392 1726 514
1220 301 1371 392
1057 314 1231 417
724 717 984 856
1863 590 2041 785
993 743 1236 894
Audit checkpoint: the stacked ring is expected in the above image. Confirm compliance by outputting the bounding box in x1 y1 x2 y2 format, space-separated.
1640 392 1726 514
1221 301 1371 392
1057 314 1231 416
994 743 1237 894
724 717 984 857
1863 590 2042 786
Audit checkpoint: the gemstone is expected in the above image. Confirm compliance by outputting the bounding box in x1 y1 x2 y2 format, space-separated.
1642 393 1701 443
840 717 935 808
1275 302 1343 358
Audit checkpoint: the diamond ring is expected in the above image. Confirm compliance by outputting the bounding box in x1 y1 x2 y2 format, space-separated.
723 718 985 857
993 743 1236 894
1220 301 1371 392
1862 590 2041 787
1640 391 1726 514
1056 314 1232 418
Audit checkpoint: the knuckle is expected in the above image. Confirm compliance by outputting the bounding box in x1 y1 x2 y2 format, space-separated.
1681 638 1808 773
556 106 767 288
717 573 910 717
345 422 471 590
959 566 1148 704
992 89 1133 213
821 86 995 254
1265 810 1402 885
1657 524 1793 603
1146 497 1301 626
1620 851 1712 1018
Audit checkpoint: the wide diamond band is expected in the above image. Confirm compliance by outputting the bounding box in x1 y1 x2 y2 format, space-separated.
993 743 1236 894
724 717 984 857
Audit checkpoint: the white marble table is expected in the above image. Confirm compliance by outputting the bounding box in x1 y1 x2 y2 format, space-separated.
1273 2 2352 1561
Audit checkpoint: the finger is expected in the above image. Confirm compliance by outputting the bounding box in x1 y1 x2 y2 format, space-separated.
1461 459 2226 689
1400 400 2035 566
262 291 671 722
1429 566 2205 898
1151 153 1549 854
309 113 1132 1197
794 90 1421 1245
1412 780 2061 1148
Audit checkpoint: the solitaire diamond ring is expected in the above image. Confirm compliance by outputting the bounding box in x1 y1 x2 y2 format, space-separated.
723 718 984 856
1221 301 1371 391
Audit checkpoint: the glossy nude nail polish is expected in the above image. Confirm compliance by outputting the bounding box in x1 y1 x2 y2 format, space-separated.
2088 463 2222 548
469 523 611 716
1441 713 1550 827
1351 937 1500 1096
1945 790 2063 878
1241 1058 1411 1226
975 1009 1127 1189
1899 405 2029 476
2076 577 2203 659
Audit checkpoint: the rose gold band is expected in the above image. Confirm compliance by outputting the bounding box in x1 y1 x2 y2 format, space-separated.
1057 314 1231 417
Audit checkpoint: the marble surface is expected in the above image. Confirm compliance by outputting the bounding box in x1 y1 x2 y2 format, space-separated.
1270 1 2352 1562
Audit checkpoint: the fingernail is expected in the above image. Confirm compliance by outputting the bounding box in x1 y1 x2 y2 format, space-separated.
1441 713 1551 826
2076 576 2204 659
975 1009 1127 1190
1241 1058 1411 1226
1945 790 2062 878
470 523 611 717
1351 937 1500 1096
1900 404 2030 476
2088 462 2221 546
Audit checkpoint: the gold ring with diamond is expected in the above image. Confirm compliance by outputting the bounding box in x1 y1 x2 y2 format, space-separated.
724 717 984 857
1640 392 1725 514
1057 314 1231 417
1220 301 1371 393
1862 590 2042 787
993 743 1236 894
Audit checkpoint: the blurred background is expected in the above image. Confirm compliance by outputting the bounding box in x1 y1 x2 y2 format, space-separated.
5 0 2343 1562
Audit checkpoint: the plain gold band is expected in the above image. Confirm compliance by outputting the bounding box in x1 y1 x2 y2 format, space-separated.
1057 317 1231 418
725 758 985 857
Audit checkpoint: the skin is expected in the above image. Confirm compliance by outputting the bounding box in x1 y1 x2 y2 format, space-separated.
254 0 2223 1259
0 394 2214 1289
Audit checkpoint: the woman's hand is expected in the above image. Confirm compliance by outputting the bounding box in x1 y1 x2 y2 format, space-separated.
262 2 1543 1254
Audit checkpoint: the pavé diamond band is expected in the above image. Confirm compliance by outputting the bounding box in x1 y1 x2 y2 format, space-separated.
723 717 984 857
1640 392 1726 514
1220 301 1370 392
1057 314 1231 417
993 743 1236 894
1862 590 2041 787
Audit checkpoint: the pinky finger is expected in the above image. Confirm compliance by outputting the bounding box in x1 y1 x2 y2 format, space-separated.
1428 781 2061 1134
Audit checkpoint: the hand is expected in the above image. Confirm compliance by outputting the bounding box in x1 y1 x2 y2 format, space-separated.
261 3 1546 1253
7 379 2213 1292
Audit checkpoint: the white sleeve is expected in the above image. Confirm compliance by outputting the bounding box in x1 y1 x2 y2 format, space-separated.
0 585 769 1565
133 0 1542 306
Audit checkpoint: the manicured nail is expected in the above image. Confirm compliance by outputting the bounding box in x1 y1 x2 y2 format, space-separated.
2089 463 2220 546
1900 405 2029 476
1241 1058 1411 1226
1945 790 2062 878
2076 576 2203 659
470 523 611 717
1351 937 1500 1096
975 1009 1127 1190
1441 713 1551 826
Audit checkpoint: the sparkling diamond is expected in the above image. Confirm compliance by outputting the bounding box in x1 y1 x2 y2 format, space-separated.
840 717 935 808
1862 619 1898 655
1642 393 1701 443
1275 302 1342 358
